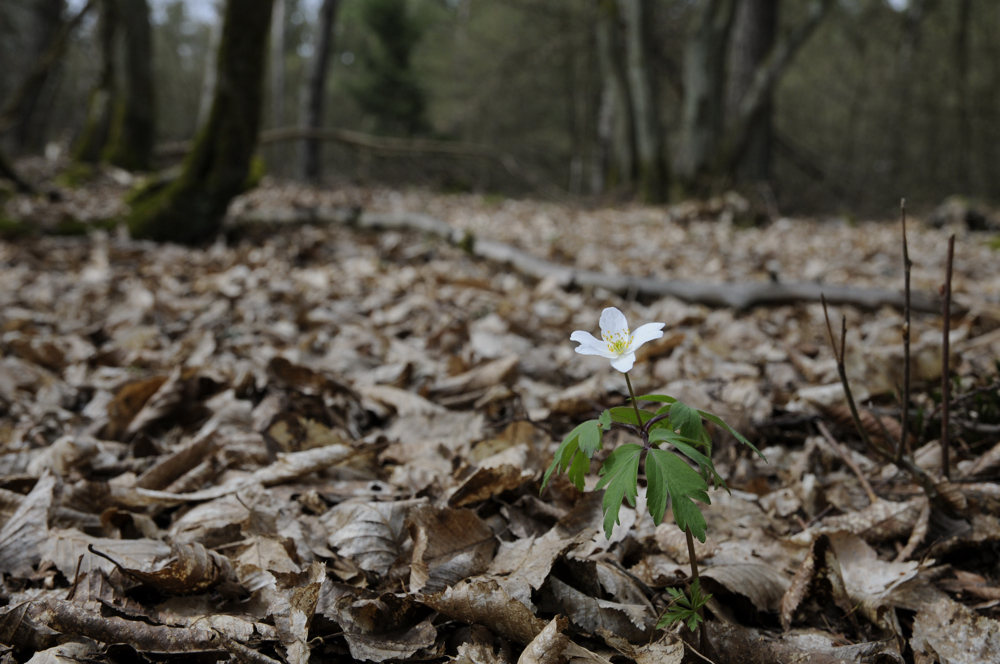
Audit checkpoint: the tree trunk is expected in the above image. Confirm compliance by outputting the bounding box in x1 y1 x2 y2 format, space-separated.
103 0 154 171
726 0 777 184
890 0 931 182
593 0 634 191
0 0 64 154
300 0 339 181
127 0 275 244
73 0 118 163
953 0 972 192
619 0 665 202
196 3 223 131
270 0 286 171
673 0 737 193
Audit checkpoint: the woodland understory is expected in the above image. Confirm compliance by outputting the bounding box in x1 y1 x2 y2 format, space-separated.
1 164 1000 663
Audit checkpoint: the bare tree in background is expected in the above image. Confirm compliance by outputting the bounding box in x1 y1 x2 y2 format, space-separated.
593 0 634 192
726 0 777 184
300 0 339 181
620 0 665 202
74 0 119 163
104 0 154 170
128 0 274 244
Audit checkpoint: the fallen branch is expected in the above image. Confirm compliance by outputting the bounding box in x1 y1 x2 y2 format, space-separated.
233 206 946 313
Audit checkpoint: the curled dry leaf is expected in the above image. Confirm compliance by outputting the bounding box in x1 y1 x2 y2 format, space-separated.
407 504 497 594
517 616 569 664
422 577 548 645
43 528 170 579
487 533 578 591
449 464 535 508
0 473 55 576
791 497 924 545
319 585 437 663
541 576 651 643
702 563 790 613
322 498 425 576
91 541 237 596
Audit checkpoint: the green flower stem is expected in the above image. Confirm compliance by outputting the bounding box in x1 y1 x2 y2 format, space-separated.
685 526 707 647
624 373 644 435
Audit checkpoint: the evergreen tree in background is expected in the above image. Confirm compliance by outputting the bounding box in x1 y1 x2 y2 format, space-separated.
351 0 427 136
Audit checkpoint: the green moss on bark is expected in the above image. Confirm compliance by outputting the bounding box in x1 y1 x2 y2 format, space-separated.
127 0 274 244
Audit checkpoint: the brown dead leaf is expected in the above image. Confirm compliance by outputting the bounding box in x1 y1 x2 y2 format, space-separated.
104 374 168 440
940 570 1000 602
407 504 497 593
488 532 578 591
518 616 569 664
0 473 55 576
912 597 1000 664
449 464 534 507
422 577 547 645
702 563 790 613
322 498 425 576
91 540 237 596
540 576 651 643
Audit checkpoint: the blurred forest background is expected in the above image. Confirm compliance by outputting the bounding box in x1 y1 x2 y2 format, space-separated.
1 0 997 219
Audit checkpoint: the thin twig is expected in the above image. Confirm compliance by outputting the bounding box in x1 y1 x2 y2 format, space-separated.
816 420 879 504
941 234 955 479
899 198 913 463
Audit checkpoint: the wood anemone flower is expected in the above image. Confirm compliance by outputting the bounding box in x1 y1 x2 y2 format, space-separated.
570 307 664 373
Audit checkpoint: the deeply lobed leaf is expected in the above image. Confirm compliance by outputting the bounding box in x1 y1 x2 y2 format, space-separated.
594 443 642 539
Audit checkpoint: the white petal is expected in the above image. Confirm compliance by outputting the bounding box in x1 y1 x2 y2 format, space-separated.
610 352 636 373
570 331 617 358
627 322 665 352
599 307 629 338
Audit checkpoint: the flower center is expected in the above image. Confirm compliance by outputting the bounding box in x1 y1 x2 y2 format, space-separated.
603 328 631 355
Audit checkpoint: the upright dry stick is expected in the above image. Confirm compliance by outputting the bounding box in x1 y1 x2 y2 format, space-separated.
941 235 955 479
899 199 913 463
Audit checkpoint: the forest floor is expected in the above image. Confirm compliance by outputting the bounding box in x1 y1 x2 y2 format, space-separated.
2 167 1000 663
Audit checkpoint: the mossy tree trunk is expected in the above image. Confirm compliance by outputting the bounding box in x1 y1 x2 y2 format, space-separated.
104 0 154 171
73 0 118 163
127 0 274 244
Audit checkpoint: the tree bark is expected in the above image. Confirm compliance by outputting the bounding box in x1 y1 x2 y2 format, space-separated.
953 0 972 191
104 0 154 171
673 0 737 192
890 0 931 182
127 0 275 244
726 0 777 183
300 0 339 181
73 0 118 163
270 0 286 170
619 0 665 202
593 0 634 191
196 3 223 131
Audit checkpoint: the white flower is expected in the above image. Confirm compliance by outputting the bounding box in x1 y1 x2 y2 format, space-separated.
570 307 664 373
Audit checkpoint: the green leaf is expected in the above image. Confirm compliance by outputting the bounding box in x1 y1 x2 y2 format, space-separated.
636 394 677 405
567 449 589 491
670 401 703 441
595 443 642 539
698 410 766 461
541 420 595 492
608 407 654 426
647 428 725 490
598 409 612 430
645 449 710 542
578 420 604 458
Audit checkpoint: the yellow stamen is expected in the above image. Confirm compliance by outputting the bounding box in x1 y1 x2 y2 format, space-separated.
602 328 631 355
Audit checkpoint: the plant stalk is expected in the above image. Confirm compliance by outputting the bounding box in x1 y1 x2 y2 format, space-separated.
899 198 912 463
625 373 645 432
941 234 955 479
